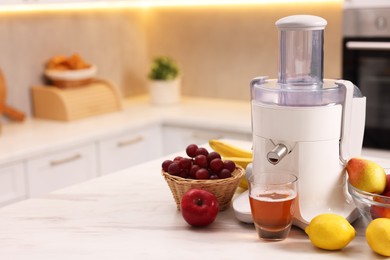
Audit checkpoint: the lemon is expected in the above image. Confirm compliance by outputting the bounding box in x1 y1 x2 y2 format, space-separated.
366 218 390 256
305 213 356 250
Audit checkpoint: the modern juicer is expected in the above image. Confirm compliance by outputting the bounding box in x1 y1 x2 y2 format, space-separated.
250 15 366 229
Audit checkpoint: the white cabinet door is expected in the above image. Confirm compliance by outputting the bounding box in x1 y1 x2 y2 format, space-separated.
26 144 97 197
98 125 162 175
0 162 27 207
162 126 252 155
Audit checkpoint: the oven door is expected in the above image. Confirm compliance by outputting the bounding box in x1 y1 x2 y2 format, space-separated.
343 37 390 149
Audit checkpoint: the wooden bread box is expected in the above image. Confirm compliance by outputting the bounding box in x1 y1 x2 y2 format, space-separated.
32 79 122 121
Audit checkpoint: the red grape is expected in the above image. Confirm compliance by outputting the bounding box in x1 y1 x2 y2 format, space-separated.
207 152 221 162
174 156 183 162
195 147 209 156
179 170 189 178
168 162 180 176
194 155 208 168
223 160 236 173
162 160 173 172
189 165 200 179
186 144 198 158
218 168 232 179
179 158 192 170
195 168 210 179
163 144 235 180
210 158 224 173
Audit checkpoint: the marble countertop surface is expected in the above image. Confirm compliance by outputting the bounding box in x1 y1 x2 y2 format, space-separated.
0 143 389 260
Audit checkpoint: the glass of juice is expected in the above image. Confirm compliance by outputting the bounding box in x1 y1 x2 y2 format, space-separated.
248 172 298 241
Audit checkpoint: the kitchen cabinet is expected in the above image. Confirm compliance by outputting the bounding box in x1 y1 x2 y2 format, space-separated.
162 125 252 155
26 143 98 197
0 162 27 207
98 125 162 175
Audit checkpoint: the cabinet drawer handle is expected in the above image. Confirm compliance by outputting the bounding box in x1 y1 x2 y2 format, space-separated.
50 154 82 167
117 136 144 147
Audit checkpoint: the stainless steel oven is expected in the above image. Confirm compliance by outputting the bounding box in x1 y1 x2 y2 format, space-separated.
343 7 390 150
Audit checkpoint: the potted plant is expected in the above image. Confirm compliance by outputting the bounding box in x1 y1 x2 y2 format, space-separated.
148 56 181 105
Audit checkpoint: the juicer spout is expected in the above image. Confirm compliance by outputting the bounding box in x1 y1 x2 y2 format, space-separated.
267 143 289 165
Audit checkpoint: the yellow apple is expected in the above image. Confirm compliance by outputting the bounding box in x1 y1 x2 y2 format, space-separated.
346 158 386 194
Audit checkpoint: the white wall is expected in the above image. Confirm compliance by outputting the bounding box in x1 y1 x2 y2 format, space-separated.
0 3 342 117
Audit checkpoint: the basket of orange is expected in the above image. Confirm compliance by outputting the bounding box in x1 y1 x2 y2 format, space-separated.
162 144 245 211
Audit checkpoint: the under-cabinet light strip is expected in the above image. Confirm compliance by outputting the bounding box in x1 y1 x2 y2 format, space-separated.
0 0 342 13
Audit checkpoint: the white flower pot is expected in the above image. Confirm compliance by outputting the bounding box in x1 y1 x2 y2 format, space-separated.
148 78 181 105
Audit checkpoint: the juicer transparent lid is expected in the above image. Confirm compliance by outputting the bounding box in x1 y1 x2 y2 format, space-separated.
250 15 363 107
251 77 363 107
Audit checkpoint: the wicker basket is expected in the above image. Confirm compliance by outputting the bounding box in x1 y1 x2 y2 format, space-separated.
162 167 245 211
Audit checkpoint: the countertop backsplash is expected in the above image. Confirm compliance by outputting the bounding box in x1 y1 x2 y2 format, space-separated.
0 2 342 117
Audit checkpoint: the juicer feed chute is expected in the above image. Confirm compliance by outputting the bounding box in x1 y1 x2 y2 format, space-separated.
250 15 366 229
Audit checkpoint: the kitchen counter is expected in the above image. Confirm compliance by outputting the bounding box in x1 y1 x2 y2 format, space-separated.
1 94 388 165
0 143 389 260
0 94 389 259
0 95 252 165
2 94 387 209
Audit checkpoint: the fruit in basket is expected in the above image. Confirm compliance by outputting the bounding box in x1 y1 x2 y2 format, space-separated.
207 152 221 162
209 158 224 173
305 213 356 250
161 144 237 180
195 168 210 179
346 158 386 194
181 188 219 227
208 140 252 189
225 156 251 189
186 144 198 158
366 218 390 256
194 155 208 168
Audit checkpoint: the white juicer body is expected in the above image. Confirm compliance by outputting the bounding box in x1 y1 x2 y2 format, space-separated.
247 15 367 228
251 79 366 229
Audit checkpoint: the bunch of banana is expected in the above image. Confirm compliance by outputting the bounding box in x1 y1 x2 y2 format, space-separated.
209 139 252 189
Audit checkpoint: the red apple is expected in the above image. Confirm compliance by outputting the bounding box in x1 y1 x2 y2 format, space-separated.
370 191 390 219
181 188 219 227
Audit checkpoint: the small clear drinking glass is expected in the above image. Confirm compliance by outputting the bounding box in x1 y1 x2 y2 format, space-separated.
248 172 298 241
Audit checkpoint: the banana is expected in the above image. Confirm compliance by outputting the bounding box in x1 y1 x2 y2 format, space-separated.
209 139 252 158
239 178 248 190
222 156 252 169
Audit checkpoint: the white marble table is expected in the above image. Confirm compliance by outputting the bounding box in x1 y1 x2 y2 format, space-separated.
0 150 389 260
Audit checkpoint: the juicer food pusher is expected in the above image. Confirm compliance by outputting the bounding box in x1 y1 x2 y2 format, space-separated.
249 15 366 229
